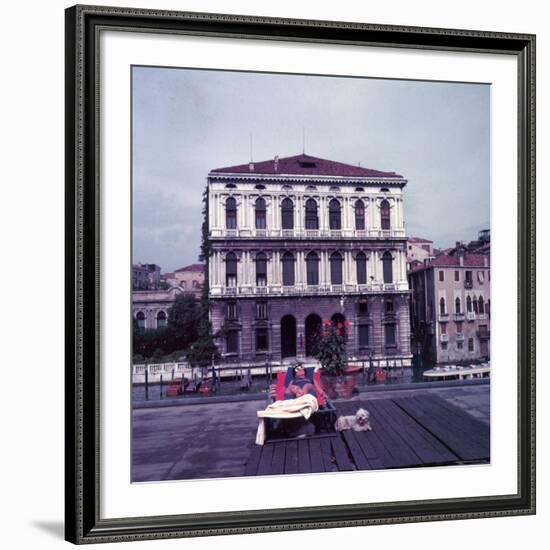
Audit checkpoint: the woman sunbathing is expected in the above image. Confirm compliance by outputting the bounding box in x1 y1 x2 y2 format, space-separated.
284 366 317 399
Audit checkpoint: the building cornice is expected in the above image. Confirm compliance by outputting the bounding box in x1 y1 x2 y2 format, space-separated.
208 173 407 187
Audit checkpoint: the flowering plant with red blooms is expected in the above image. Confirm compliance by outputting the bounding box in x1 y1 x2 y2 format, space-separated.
316 319 348 376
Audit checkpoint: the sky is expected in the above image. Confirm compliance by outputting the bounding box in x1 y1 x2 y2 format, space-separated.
132 66 490 273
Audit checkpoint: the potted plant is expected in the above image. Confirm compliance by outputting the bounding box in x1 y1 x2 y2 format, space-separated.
316 319 357 399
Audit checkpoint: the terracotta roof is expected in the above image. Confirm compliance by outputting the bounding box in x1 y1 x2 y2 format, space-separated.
210 154 403 179
162 272 175 279
174 263 205 273
408 237 433 244
409 253 488 274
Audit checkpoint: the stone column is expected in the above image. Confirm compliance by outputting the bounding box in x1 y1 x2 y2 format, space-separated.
319 196 326 230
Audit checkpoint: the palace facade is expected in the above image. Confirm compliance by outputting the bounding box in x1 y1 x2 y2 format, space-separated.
207 154 412 367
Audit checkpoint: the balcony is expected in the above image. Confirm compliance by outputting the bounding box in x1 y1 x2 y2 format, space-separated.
440 334 449 342
456 332 465 342
211 228 407 240
454 312 465 321
438 313 450 322
213 282 410 298
464 280 473 289
466 312 476 321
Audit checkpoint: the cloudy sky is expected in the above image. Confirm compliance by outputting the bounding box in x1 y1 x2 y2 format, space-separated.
132 66 490 273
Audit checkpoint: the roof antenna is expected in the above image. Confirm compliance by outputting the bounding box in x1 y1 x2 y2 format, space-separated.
249 133 254 171
302 127 306 155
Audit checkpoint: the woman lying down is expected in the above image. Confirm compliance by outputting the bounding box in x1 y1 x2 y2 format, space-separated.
255 366 324 445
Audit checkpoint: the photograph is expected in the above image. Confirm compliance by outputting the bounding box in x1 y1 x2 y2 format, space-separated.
130 66 491 482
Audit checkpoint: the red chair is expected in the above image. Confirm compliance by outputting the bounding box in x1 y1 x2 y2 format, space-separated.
266 367 336 441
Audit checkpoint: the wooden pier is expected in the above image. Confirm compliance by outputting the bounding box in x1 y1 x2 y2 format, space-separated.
244 395 490 476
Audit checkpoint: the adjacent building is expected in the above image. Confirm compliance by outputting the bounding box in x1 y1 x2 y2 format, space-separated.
132 264 149 290
163 263 205 293
207 153 413 367
406 237 434 266
133 264 204 328
408 246 490 364
132 263 162 290
132 286 186 330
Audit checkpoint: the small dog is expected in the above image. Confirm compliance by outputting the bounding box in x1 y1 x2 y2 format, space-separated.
335 408 372 432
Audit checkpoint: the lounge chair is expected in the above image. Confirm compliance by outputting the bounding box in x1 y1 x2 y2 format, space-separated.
264 367 336 441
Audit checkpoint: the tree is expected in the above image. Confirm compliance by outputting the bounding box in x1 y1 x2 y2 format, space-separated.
185 186 220 368
167 293 202 351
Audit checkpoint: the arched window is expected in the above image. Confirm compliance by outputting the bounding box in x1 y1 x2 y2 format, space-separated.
466 295 472 312
473 296 479 314
439 297 446 315
255 252 267 286
330 252 343 285
136 311 145 330
305 198 318 230
455 297 462 314
156 311 167 329
306 251 319 286
356 252 367 285
255 197 266 230
281 198 294 230
329 199 341 230
382 251 393 284
226 252 237 287
355 199 365 230
225 197 237 229
380 199 391 230
282 252 295 286
479 296 485 314
486 299 491 317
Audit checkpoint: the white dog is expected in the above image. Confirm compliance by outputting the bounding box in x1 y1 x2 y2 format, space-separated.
335 408 372 432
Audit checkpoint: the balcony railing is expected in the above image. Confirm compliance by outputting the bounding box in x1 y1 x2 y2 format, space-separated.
466 312 476 321
215 282 409 297
210 228 407 239
438 313 450 322
456 332 465 342
454 312 465 321
464 280 473 289
440 334 449 342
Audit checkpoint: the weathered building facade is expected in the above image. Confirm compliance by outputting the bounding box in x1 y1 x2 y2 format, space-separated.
207 154 412 368
408 248 491 364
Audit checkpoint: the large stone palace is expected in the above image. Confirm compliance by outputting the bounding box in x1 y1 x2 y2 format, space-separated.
207 154 412 368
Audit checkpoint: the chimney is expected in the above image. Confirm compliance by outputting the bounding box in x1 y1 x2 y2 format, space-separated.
274 155 279 172
249 162 254 172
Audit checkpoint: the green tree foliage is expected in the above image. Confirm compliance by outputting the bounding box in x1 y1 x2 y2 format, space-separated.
132 293 201 359
186 186 220 367
167 292 202 349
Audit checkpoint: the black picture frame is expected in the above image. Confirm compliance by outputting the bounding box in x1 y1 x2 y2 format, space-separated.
65 4 536 544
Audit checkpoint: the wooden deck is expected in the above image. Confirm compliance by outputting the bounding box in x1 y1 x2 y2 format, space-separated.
244 395 490 476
